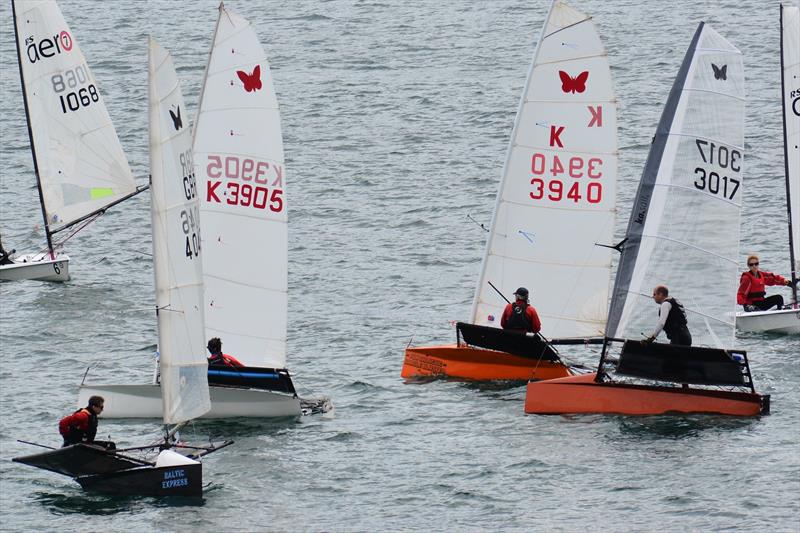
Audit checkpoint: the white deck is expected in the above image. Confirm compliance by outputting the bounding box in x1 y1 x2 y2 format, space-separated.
0 253 69 282
78 383 302 419
735 307 800 334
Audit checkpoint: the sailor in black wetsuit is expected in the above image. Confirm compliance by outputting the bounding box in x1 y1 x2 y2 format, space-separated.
644 284 692 346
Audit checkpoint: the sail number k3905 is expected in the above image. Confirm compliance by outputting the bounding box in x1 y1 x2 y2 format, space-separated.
204 155 284 212
529 153 604 204
693 139 741 200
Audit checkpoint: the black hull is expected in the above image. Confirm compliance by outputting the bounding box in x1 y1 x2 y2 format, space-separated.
12 444 143 478
77 463 202 497
207 365 296 395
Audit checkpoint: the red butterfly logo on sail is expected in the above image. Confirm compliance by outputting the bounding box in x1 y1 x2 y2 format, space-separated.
558 70 589 94
236 64 262 92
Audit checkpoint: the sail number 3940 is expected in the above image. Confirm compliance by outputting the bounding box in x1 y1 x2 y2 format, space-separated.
529 153 604 204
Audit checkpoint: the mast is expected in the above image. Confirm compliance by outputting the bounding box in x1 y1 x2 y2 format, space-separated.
11 0 54 257
469 0 557 324
780 4 798 305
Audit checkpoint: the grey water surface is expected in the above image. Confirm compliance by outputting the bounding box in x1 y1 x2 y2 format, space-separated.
1 0 798 531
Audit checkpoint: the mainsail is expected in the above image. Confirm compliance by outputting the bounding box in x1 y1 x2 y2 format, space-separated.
193 5 287 369
782 4 799 299
149 37 210 425
470 0 618 338
12 0 137 238
606 23 745 348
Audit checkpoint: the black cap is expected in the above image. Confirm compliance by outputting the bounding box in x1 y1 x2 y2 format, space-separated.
514 287 529 298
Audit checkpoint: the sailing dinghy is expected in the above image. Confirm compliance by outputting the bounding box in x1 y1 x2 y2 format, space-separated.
13 38 231 497
79 4 331 418
526 23 770 416
735 4 800 335
1 0 147 282
402 0 618 381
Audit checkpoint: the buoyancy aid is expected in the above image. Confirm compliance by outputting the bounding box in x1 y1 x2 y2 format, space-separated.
58 408 97 444
505 302 533 331
737 270 788 305
661 297 688 339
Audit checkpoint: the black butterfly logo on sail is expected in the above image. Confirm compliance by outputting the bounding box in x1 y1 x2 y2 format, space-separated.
169 105 182 131
711 63 727 81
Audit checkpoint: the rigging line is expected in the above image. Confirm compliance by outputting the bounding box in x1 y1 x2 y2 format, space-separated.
687 294 725 348
651 181 742 208
666 131 745 150
639 232 739 265
625 289 734 326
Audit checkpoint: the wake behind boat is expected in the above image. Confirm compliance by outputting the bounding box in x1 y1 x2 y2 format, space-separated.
79 3 331 419
526 22 770 416
735 4 800 335
402 0 618 381
1 0 147 282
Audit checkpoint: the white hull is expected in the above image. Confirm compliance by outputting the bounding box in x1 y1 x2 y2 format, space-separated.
78 383 302 419
0 253 69 281
735 308 800 334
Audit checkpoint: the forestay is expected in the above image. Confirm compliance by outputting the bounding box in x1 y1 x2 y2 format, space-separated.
149 37 210 425
606 24 744 348
782 5 799 285
13 0 136 232
470 0 617 338
193 5 287 368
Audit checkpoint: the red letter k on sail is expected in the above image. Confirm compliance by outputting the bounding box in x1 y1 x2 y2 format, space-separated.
549 125 564 148
207 180 221 203
588 106 603 127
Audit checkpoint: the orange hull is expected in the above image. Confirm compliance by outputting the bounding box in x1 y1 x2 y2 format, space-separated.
401 344 572 381
524 373 769 416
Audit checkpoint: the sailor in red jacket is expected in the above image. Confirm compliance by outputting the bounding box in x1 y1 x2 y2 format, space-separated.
501 287 542 333
737 254 793 312
58 395 114 449
207 337 245 368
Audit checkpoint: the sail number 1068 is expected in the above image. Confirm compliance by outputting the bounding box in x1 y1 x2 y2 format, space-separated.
529 153 604 204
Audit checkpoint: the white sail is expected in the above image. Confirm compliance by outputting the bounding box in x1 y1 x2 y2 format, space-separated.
193 5 287 369
13 0 137 233
782 5 800 281
470 0 618 338
149 37 210 425
607 24 744 348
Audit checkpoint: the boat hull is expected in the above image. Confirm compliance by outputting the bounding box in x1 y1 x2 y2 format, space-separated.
524 373 770 416
78 384 301 418
0 253 69 281
735 308 800 334
401 344 572 381
12 444 142 478
77 463 202 497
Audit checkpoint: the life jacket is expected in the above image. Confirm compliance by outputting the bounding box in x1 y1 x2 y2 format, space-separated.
505 302 533 331
58 408 97 444
738 270 784 304
661 297 688 338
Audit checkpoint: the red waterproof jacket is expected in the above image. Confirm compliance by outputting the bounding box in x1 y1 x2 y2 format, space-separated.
737 270 787 305
208 352 245 368
58 408 97 444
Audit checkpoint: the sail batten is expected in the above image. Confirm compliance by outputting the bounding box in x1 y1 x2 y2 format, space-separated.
13 0 137 238
606 23 745 347
148 37 210 426
194 5 287 369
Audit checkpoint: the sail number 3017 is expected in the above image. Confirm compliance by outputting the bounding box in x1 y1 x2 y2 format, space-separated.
693 139 741 200
529 153 603 204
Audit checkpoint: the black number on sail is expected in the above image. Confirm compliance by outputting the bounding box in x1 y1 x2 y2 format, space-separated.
694 167 740 199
